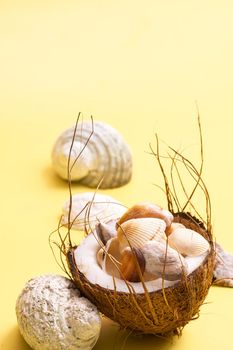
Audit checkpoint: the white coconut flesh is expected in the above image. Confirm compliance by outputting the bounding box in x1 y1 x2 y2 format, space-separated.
74 232 209 294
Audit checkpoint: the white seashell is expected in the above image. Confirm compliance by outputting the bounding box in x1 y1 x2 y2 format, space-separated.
102 237 121 278
213 243 233 287
142 240 188 281
160 208 174 227
117 217 166 252
96 221 118 245
61 192 126 231
16 274 101 350
168 228 210 256
165 222 186 236
52 121 133 189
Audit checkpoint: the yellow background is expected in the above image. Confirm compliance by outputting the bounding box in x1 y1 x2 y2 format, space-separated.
1 1 233 349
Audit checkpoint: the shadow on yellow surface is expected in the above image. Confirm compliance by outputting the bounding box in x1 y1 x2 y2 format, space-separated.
95 318 176 350
42 165 68 190
1 320 175 350
1 326 31 350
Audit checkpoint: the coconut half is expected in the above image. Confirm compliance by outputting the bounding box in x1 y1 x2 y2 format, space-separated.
67 213 215 335
62 116 215 336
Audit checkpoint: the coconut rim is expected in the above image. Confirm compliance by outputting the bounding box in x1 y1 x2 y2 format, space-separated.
67 210 214 294
67 242 214 295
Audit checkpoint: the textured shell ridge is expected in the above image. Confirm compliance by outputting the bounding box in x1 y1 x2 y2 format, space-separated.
52 120 132 189
16 274 101 350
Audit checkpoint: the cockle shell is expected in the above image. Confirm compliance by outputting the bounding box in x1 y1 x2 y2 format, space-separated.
61 192 126 231
168 228 210 256
117 217 166 252
118 202 174 228
142 241 188 281
52 121 133 189
16 275 101 350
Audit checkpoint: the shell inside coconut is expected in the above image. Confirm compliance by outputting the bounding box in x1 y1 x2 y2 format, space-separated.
67 212 214 335
58 116 215 336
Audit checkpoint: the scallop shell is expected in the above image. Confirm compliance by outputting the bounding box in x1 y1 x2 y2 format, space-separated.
61 192 126 231
142 240 188 281
168 228 210 256
118 202 174 228
117 217 166 252
52 121 132 189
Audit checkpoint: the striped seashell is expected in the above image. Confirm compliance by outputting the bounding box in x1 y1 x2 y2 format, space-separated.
16 275 101 350
117 217 166 252
52 121 132 189
61 192 126 231
168 228 210 257
142 240 188 281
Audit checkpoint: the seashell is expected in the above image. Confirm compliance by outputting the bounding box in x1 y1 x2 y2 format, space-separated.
61 192 126 231
168 228 210 256
120 247 146 282
52 121 133 189
213 243 233 287
142 240 188 281
165 222 186 236
96 221 117 245
16 274 101 350
118 202 174 228
102 237 121 278
117 217 166 252
96 248 104 267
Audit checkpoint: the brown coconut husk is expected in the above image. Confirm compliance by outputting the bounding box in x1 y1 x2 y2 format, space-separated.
50 114 215 336
67 213 215 336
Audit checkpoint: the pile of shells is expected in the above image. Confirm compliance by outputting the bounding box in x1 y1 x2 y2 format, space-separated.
68 201 215 335
96 202 210 282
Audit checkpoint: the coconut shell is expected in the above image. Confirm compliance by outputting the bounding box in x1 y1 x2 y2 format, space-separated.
67 213 215 336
